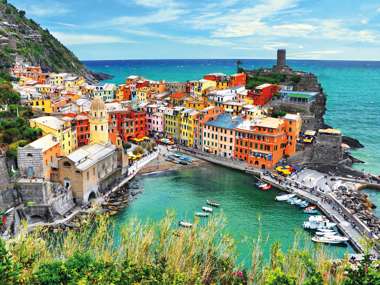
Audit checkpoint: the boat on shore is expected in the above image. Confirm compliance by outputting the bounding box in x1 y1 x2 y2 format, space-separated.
195 212 209 217
202 206 213 213
179 221 193 228
275 193 296 201
206 200 220 207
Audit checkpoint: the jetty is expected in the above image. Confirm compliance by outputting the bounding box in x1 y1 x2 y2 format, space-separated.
178 146 380 258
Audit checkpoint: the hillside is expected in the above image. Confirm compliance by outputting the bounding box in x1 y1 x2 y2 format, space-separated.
0 0 99 81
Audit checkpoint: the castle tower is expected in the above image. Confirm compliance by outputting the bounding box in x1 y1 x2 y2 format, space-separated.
89 96 109 145
277 49 286 67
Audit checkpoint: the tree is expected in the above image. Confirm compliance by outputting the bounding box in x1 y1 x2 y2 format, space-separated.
0 239 19 285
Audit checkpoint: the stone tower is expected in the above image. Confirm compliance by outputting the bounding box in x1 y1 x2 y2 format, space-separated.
277 49 286 67
89 96 109 145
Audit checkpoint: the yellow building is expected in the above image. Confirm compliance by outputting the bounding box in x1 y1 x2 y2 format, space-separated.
137 87 149 103
48 73 66 86
216 81 229 90
89 96 109 144
184 97 212 111
180 109 199 147
193 79 217 96
35 84 52 94
164 107 183 142
29 116 77 155
31 98 52 113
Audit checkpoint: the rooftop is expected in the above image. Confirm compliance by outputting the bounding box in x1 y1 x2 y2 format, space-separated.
205 113 243 130
30 116 65 130
27 134 59 152
66 143 116 171
256 83 273 90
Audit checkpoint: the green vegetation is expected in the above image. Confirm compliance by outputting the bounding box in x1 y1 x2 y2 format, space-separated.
0 74 41 157
0 0 93 78
133 146 144 155
246 72 286 89
0 213 379 284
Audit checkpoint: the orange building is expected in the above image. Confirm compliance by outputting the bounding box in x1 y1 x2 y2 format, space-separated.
234 117 290 169
230 73 247 87
17 134 61 180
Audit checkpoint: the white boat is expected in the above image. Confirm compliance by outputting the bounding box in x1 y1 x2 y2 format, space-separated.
312 236 348 244
288 197 297 205
308 215 327 222
179 221 192 228
202 206 213 213
303 220 336 230
315 230 337 236
206 200 220 207
195 212 209 217
304 206 318 214
299 201 309 208
275 193 296 201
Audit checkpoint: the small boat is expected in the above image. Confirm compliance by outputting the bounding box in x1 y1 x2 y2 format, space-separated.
315 230 337 236
299 201 309 208
259 183 272 191
312 236 348 244
304 206 318 214
288 197 298 205
308 215 327 222
206 200 220 207
275 193 296 201
195 212 209 217
303 220 336 230
179 221 193 228
256 181 266 188
202 206 213 213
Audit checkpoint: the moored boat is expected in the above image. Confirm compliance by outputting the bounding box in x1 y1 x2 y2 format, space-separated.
260 183 272 191
195 212 209 217
178 221 192 228
275 193 296 201
202 206 213 213
312 236 348 244
206 200 220 207
304 206 318 214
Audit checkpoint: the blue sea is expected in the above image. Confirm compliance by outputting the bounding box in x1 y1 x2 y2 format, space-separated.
84 59 380 210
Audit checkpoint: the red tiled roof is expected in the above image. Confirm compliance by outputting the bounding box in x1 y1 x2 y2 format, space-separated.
170 93 186 100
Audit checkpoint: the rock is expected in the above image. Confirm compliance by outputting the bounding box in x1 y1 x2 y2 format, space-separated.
90 71 114 81
342 136 364 149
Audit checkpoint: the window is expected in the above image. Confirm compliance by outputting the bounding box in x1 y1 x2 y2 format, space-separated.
63 161 71 167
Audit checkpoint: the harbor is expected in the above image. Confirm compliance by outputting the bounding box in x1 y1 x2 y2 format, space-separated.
178 146 380 258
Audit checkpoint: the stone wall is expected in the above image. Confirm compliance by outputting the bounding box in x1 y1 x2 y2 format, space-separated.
0 155 10 190
311 133 343 165
51 190 75 216
0 188 18 209
17 146 44 178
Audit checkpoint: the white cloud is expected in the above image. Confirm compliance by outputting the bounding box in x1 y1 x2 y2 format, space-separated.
26 2 70 17
52 32 133 45
289 50 341 59
134 0 178 8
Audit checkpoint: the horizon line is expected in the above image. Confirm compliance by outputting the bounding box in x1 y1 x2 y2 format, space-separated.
81 58 380 63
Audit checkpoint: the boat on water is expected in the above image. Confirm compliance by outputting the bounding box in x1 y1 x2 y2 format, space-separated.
195 212 209 217
275 193 296 201
202 206 213 213
298 201 309 208
303 220 336 230
178 221 192 228
288 197 298 205
260 183 272 191
315 230 337 236
308 215 327 222
312 236 349 244
304 206 318 214
206 200 220 207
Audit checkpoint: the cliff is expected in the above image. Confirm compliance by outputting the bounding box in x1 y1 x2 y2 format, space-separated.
0 0 99 81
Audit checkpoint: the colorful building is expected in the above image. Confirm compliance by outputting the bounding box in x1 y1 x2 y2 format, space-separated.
146 104 165 135
164 107 184 141
89 96 109 145
202 113 242 157
230 73 247 87
31 97 52 113
108 109 134 144
130 109 148 139
192 79 217 96
17 134 61 180
180 109 199 147
234 116 294 169
250 83 279 106
29 116 77 156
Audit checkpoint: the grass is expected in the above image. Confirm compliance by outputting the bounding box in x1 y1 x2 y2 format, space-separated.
1 212 378 284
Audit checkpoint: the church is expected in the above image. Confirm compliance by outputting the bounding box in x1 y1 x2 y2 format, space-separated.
55 96 128 204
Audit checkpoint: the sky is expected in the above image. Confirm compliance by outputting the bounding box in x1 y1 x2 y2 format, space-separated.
9 0 380 60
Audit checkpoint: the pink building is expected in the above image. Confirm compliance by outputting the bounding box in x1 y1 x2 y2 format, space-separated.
146 104 165 135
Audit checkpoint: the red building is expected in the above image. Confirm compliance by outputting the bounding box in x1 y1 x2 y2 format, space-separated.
109 110 134 144
64 113 90 147
203 73 227 82
76 114 90 146
230 73 246 87
130 110 148 139
250 83 279 106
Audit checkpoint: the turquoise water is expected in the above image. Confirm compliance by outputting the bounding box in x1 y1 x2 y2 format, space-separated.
114 166 353 264
84 59 378 261
85 59 380 175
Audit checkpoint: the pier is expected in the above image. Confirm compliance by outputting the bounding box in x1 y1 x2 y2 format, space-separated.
178 146 379 258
